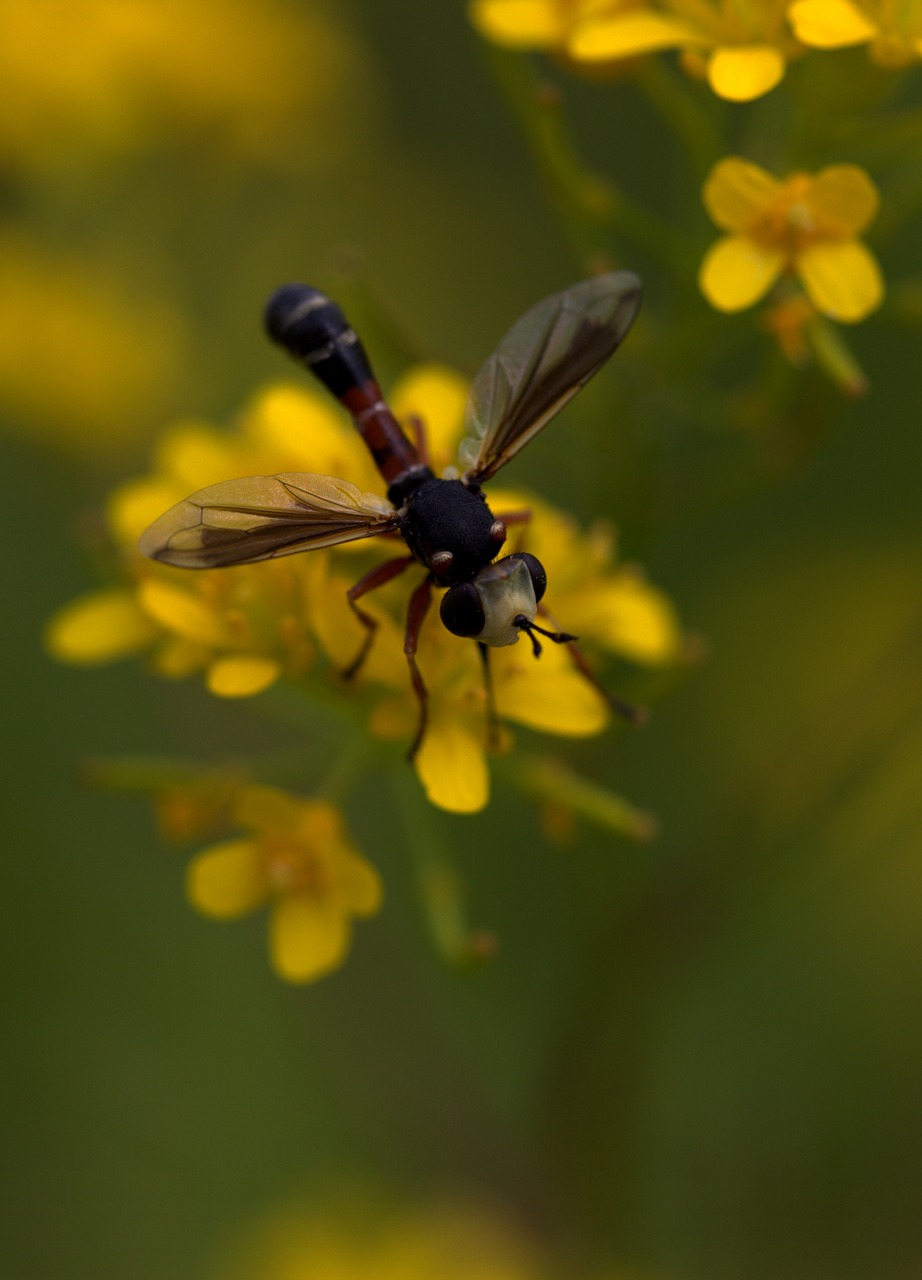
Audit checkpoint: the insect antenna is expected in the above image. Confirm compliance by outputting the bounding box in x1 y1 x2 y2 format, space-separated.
512 615 577 657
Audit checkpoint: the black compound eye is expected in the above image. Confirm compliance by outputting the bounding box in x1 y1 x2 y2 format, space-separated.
439 582 485 638
506 552 547 603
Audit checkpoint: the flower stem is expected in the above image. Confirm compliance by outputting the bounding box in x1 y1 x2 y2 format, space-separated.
390 766 497 967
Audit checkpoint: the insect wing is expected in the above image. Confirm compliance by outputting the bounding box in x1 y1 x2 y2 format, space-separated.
460 272 642 485
138 472 401 568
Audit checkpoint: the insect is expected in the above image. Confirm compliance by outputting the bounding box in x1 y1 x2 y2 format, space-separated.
139 273 643 755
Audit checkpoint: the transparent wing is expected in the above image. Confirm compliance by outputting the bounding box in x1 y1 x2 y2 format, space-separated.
460 272 642 485
138 472 401 569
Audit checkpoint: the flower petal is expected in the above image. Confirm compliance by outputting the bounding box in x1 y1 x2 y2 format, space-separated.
138 577 229 647
231 784 318 838
699 235 785 311
570 11 705 61
565 574 682 664
469 0 565 48
703 157 781 231
108 476 185 546
186 839 268 918
707 45 785 101
44 589 156 665
332 852 384 916
415 715 490 814
808 165 879 235
787 0 878 48
494 645 609 735
269 893 349 982
206 655 281 697
797 240 884 322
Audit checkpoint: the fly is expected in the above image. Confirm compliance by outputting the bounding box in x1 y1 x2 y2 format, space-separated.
139 273 644 755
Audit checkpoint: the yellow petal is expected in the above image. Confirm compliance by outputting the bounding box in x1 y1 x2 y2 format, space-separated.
567 575 682 664
495 646 609 735
269 893 349 982
787 0 878 48
570 11 705 61
808 165 879 235
702 157 781 231
186 839 268 918
233 784 313 835
332 853 384 916
138 577 229 646
389 363 469 476
153 421 246 490
415 716 490 814
707 45 785 101
45 589 156 665
797 240 884 322
206 655 281 697
469 0 565 48
107 476 185 546
699 235 785 311
243 383 380 491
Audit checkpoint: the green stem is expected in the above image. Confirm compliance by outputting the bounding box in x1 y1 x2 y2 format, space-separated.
483 46 688 276
502 752 658 841
635 57 721 180
390 765 497 967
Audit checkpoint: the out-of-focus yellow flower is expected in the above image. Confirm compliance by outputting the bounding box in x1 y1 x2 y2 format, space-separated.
699 156 884 322
45 382 384 695
223 1199 540 1280
469 0 632 52
788 0 922 68
0 0 372 170
570 0 801 100
187 786 382 983
0 235 184 450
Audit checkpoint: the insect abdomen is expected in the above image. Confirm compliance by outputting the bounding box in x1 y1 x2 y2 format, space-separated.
264 283 423 488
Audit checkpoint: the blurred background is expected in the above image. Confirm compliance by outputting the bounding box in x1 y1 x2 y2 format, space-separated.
4 2 922 1277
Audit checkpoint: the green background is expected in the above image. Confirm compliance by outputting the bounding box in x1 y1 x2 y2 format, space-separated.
4 3 922 1277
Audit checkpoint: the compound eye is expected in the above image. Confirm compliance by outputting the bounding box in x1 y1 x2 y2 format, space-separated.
506 552 547 603
439 582 485 638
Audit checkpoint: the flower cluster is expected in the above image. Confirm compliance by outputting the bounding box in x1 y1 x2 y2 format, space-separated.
471 0 922 99
47 367 683 817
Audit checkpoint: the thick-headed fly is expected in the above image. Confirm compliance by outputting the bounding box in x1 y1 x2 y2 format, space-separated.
139 273 643 755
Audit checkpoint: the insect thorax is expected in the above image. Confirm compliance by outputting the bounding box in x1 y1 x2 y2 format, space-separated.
400 477 497 584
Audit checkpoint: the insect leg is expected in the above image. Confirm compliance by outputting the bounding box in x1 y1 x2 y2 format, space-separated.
405 414 431 468
404 575 433 761
343 554 416 680
477 641 500 750
536 603 648 727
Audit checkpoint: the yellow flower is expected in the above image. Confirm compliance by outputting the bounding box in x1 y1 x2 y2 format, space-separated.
469 0 633 52
570 0 801 100
788 0 922 68
490 489 682 665
371 605 610 813
45 382 384 696
224 1199 540 1280
0 234 184 451
186 786 382 983
0 0 371 170
699 156 884 322
49 365 683 815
